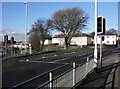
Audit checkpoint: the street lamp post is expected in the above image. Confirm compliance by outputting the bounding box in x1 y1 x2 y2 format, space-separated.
11 37 13 56
11 32 15 56
94 0 98 68
23 2 28 53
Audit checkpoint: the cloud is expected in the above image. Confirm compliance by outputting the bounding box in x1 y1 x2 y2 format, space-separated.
1 29 26 42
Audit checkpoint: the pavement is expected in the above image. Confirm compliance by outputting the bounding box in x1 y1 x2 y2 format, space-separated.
74 48 120 89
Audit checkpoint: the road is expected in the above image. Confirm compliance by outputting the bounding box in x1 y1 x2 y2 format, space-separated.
2 48 119 88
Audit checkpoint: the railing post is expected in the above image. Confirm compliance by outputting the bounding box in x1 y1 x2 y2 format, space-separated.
49 72 53 89
73 62 76 86
86 57 89 76
87 57 89 62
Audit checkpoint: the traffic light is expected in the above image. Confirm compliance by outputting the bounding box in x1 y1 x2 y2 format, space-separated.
97 17 103 34
97 17 106 34
103 18 106 34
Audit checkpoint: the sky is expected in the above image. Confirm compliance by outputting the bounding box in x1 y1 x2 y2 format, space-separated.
1 2 118 41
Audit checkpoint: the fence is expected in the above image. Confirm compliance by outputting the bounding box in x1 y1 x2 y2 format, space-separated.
10 54 96 89
1 47 31 59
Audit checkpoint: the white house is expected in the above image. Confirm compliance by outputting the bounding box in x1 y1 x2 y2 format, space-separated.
117 35 120 41
12 42 30 49
52 35 65 46
52 33 93 46
94 34 117 45
70 33 92 46
44 39 52 45
12 43 29 49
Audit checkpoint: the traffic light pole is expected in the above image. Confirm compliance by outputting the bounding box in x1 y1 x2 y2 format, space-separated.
97 16 105 68
94 0 98 68
99 35 102 68
99 16 103 68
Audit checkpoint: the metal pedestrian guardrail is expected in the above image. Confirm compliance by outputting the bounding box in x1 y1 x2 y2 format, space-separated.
10 54 95 89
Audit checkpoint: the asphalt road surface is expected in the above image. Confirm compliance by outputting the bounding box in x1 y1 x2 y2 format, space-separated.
2 48 119 88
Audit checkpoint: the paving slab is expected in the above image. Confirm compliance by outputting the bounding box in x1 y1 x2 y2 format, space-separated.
74 51 120 89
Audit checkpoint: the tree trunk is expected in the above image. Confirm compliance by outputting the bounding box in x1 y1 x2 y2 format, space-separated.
65 37 69 49
39 40 42 50
41 40 45 50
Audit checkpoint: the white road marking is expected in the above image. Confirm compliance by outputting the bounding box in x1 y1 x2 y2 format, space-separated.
40 51 83 59
26 59 29 61
19 60 68 64
54 57 71 62
54 55 58 56
20 57 71 63
42 57 45 58
64 53 69 54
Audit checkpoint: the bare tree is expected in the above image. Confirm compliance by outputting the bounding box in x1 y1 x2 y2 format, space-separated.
106 28 118 35
29 35 40 50
47 7 88 49
28 19 50 50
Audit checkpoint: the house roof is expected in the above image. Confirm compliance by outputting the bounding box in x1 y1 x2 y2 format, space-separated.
73 33 90 37
88 32 118 37
53 33 91 38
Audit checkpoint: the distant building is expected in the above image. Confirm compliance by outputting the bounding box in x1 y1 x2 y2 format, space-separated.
117 35 120 41
44 39 52 45
3 35 16 45
94 34 117 45
71 33 93 46
11 36 16 44
4 34 8 43
52 35 65 46
11 36 14 43
12 42 30 49
44 37 52 45
52 33 93 46
117 35 120 46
